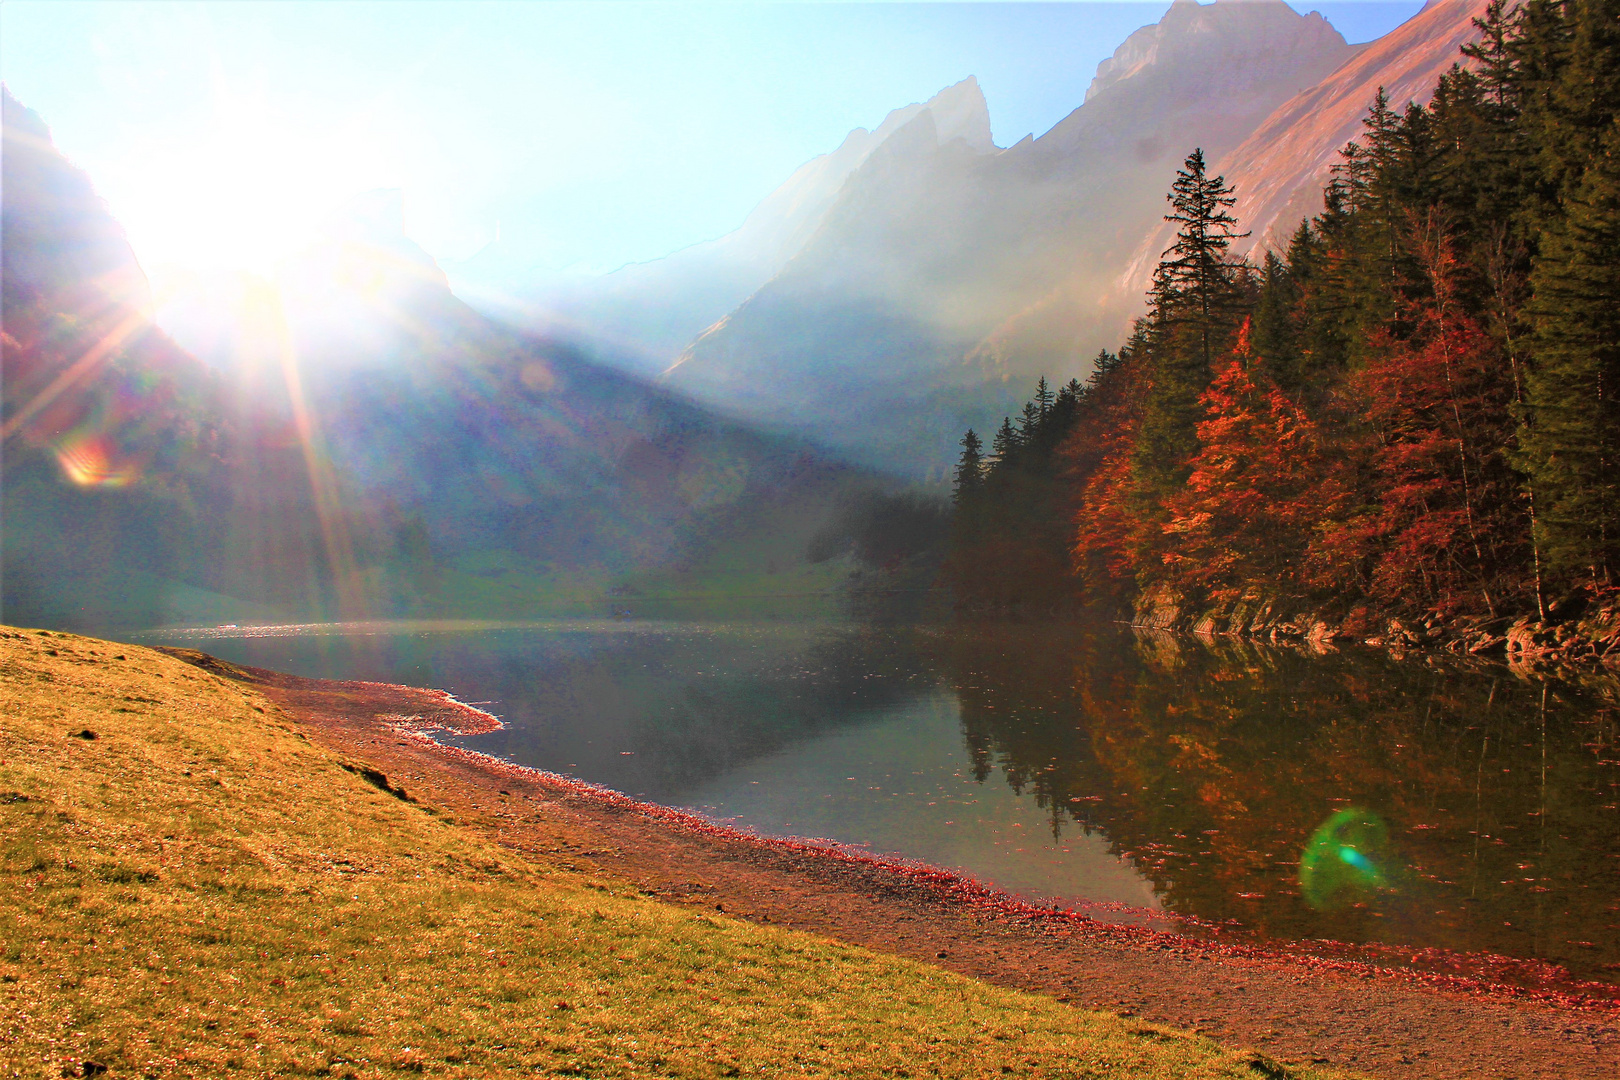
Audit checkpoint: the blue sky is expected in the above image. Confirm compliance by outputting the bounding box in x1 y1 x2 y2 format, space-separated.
1 2 1423 283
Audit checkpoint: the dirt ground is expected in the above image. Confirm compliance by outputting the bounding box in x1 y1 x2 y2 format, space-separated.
166 650 1619 1080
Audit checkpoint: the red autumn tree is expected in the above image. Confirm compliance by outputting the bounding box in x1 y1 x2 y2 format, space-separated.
1070 351 1150 596
1158 320 1333 603
1306 215 1523 614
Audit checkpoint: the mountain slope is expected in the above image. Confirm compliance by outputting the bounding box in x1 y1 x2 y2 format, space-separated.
474 78 994 377
1117 0 1493 298
1 89 874 632
663 0 1354 473
2 87 256 628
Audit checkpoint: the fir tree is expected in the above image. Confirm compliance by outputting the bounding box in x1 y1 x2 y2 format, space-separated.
992 416 1020 461
1253 249 1303 394
1521 121 1620 582
1034 376 1055 418
953 429 985 506
1462 0 1521 115
1137 150 1250 495
1017 400 1044 444
1151 149 1250 371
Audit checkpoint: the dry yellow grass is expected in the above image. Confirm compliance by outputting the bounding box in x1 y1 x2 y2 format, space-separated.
0 626 1349 1080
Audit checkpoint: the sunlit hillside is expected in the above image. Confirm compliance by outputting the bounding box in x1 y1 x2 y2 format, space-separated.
1 89 915 633
0 627 1341 1079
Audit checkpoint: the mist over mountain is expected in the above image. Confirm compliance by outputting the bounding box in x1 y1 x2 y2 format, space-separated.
475 77 996 378
663 0 1356 474
1 88 879 631
478 0 1490 479
1 91 152 317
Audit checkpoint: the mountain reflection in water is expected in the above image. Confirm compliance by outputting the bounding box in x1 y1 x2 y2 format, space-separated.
142 616 1620 986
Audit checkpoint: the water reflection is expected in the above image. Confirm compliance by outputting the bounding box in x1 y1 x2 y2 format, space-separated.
932 621 1620 985
140 616 1620 986
679 690 1163 914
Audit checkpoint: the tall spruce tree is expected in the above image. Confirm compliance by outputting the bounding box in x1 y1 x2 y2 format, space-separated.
1151 149 1250 370
1253 249 1304 395
1136 149 1250 494
1034 376 1054 418
1511 0 1620 585
1017 400 1044 444
1521 120 1620 582
953 429 985 506
992 416 1020 462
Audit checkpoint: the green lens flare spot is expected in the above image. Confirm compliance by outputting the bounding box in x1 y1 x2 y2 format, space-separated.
1300 808 1390 910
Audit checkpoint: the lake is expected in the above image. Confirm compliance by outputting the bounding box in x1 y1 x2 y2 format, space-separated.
138 616 1620 989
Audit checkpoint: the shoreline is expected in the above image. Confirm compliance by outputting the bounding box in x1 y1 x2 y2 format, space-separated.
407 727 1620 1013
158 646 1620 1080
1124 587 1620 670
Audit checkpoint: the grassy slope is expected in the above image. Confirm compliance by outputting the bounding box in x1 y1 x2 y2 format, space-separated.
0 627 1345 1080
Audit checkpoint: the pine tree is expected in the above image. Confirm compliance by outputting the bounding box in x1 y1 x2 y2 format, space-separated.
1253 249 1303 394
1536 0 1620 201
1034 376 1054 418
1520 121 1620 582
1361 90 1403 278
1466 0 1525 114
953 429 984 506
1151 149 1251 372
1136 150 1251 496
992 416 1020 461
1016 400 1044 449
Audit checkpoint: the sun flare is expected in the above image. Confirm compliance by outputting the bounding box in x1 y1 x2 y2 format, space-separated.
111 96 398 283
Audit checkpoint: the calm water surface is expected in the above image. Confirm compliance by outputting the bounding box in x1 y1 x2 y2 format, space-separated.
139 617 1620 987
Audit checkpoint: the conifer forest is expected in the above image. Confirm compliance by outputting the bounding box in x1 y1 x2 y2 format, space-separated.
947 0 1620 639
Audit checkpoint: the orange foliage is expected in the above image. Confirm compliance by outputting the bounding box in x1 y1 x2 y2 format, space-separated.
1069 354 1148 593
1158 322 1338 603
1306 310 1516 611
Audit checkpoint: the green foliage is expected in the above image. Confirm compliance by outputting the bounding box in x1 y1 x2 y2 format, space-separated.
1521 120 1620 579
943 376 1093 612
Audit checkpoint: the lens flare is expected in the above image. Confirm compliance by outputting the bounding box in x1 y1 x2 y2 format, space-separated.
1 311 148 442
52 432 140 488
1300 807 1391 910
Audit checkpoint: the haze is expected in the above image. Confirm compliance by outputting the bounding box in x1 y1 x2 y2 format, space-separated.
2 0 1420 296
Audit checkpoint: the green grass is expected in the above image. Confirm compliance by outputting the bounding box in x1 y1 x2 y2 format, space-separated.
0 626 1350 1079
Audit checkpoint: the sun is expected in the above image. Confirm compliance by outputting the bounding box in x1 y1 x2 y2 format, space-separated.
108 96 397 283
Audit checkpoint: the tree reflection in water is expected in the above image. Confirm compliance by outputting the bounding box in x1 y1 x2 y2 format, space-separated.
932 620 1620 985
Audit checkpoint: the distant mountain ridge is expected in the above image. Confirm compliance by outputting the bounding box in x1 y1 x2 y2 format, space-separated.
1118 0 1495 299
478 77 996 377
469 0 1497 478
663 0 1357 473
1 90 152 317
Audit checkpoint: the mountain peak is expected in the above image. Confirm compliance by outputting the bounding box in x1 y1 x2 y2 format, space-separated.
1 86 152 315
1084 0 1346 104
923 75 995 152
